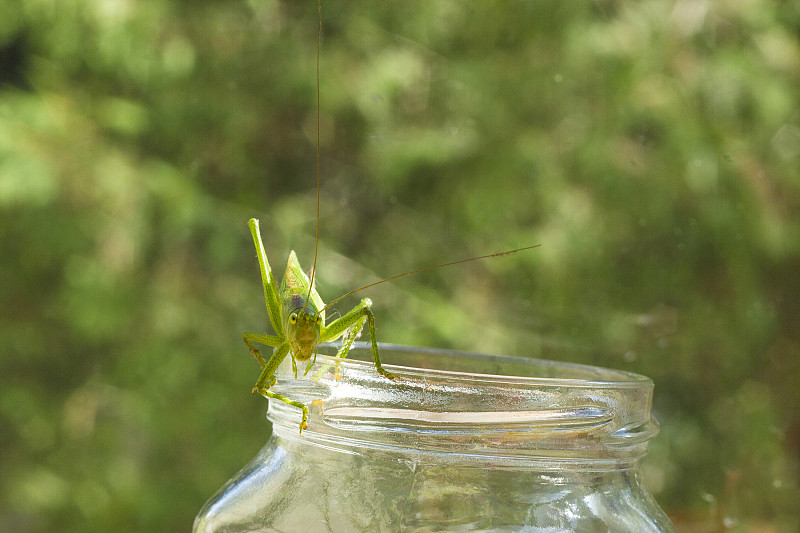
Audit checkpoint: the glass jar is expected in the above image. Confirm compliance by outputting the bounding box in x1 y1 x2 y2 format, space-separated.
194 344 676 532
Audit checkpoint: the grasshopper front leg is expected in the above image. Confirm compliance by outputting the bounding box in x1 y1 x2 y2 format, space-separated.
243 331 281 369
245 340 310 432
320 297 398 380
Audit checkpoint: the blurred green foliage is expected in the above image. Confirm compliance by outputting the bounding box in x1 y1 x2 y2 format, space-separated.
1 0 799 531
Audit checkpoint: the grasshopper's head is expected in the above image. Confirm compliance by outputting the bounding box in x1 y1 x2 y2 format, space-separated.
286 309 322 362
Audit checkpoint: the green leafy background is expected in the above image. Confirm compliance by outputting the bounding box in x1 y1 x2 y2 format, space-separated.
1 1 798 531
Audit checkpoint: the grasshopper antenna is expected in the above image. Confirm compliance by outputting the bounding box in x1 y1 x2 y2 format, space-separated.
319 244 541 314
302 0 322 314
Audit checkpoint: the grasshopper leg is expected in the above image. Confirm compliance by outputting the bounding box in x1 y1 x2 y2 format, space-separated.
249 343 309 434
243 332 281 368
321 297 398 380
258 383 309 434
362 301 398 380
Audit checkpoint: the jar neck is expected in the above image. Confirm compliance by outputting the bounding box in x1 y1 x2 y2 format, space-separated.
267 344 659 469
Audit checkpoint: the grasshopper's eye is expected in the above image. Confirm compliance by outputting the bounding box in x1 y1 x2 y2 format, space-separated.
315 315 322 325
289 313 298 325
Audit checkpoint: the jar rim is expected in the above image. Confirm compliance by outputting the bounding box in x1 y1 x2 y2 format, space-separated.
267 343 660 465
316 342 652 388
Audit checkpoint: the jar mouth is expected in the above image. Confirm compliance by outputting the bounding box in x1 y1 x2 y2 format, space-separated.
267 343 659 466
319 342 652 386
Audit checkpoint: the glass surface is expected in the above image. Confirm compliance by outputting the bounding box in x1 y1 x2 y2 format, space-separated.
194 344 676 532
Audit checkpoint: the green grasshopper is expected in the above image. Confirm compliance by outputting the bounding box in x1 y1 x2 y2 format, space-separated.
242 217 397 433
243 0 537 434
242 219 537 434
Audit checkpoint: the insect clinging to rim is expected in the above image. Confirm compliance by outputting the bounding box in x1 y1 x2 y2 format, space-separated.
243 217 401 434
243 1 539 434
